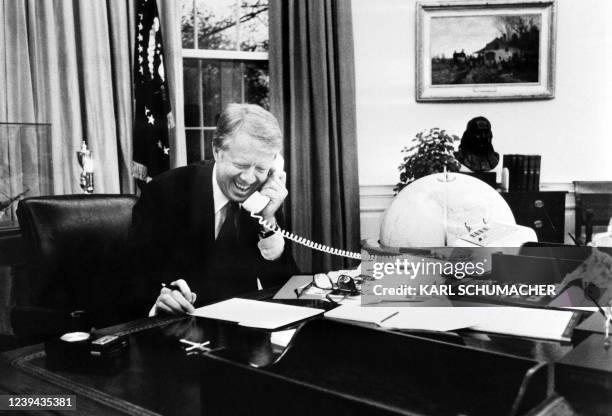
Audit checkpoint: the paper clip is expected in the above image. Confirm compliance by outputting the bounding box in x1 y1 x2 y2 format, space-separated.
179 338 211 352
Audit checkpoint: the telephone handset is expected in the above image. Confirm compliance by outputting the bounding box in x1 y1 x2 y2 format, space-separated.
242 155 361 260
242 155 286 214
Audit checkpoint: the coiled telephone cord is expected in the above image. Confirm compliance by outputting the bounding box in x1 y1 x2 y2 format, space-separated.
250 212 362 260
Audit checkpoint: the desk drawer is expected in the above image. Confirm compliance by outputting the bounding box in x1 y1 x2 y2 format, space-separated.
501 191 566 243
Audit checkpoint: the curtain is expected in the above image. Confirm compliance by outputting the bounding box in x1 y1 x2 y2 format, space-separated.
159 0 187 169
108 0 136 194
269 0 361 273
0 0 130 194
0 0 191 195
0 0 46 214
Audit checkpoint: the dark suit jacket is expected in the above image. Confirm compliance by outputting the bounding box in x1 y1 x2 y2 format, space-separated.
128 160 298 313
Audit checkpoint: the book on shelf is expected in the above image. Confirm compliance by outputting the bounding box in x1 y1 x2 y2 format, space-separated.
502 154 541 192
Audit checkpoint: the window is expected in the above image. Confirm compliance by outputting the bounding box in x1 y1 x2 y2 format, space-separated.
181 0 269 163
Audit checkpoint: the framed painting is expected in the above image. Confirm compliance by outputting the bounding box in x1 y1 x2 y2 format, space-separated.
416 0 557 101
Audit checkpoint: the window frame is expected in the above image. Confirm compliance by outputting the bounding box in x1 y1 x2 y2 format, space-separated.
183 49 268 61
181 0 270 162
182 51 270 161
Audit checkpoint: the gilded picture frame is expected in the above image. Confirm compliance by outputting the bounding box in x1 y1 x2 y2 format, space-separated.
416 0 557 101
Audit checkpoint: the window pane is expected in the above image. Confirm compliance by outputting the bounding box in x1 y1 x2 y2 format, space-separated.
200 60 244 126
186 129 214 163
203 130 214 161
196 0 238 51
186 129 203 163
240 0 269 52
220 61 244 104
244 60 269 109
201 61 222 126
184 59 270 127
181 0 195 48
183 59 201 127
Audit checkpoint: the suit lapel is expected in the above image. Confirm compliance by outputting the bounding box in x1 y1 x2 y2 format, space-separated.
188 161 216 250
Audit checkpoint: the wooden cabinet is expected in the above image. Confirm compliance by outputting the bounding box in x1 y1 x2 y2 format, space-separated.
501 191 566 243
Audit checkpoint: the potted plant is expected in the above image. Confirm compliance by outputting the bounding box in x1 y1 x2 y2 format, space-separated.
394 128 461 194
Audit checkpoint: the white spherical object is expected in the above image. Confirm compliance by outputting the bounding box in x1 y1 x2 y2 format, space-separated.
380 173 515 247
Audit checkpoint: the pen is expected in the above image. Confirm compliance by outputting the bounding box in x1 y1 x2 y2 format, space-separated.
379 311 399 324
605 302 612 349
605 318 610 349
162 283 196 304
567 232 581 247
294 282 313 298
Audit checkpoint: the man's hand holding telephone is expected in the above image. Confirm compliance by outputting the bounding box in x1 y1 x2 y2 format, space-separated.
242 155 286 220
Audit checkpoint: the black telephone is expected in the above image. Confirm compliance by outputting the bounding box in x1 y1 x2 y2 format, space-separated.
242 155 361 260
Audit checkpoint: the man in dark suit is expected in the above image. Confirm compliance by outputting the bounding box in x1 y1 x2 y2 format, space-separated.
129 103 298 316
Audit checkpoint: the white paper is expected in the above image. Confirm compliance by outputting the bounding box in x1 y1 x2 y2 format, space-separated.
380 307 481 332
324 305 576 341
270 329 297 348
190 298 324 330
324 304 400 325
468 307 577 342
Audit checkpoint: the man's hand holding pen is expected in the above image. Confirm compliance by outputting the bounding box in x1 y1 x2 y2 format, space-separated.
154 279 197 315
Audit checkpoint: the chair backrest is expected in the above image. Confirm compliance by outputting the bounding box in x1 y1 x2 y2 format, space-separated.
573 181 612 243
16 194 138 327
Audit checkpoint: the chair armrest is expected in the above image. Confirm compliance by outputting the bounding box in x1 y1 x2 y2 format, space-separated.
10 306 72 344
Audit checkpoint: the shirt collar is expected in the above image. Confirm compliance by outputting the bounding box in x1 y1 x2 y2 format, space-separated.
212 163 230 215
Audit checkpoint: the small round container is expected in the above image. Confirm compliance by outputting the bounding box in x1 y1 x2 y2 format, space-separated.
60 331 91 343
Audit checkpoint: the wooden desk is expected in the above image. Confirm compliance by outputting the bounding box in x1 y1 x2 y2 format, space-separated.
0 317 187 416
0 294 603 416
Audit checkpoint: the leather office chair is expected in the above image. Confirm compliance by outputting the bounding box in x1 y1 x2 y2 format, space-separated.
12 194 138 343
573 181 612 244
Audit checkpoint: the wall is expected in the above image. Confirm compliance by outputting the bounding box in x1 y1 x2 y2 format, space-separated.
352 0 612 239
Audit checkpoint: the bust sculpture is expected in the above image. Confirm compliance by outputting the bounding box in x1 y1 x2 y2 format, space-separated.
454 116 499 172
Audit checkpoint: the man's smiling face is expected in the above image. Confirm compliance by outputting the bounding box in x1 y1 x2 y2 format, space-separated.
213 132 277 202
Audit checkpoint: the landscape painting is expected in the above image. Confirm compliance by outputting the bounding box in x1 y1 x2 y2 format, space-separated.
430 14 541 85
416 1 557 101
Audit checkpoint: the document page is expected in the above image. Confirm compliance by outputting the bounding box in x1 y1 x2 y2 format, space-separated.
326 305 479 331
324 304 400 325
468 307 579 342
380 307 481 332
325 305 579 340
190 298 324 329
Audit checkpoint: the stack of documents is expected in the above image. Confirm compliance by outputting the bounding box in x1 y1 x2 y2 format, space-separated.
190 298 324 330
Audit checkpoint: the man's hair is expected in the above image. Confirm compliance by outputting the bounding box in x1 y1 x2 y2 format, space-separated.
213 103 282 152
